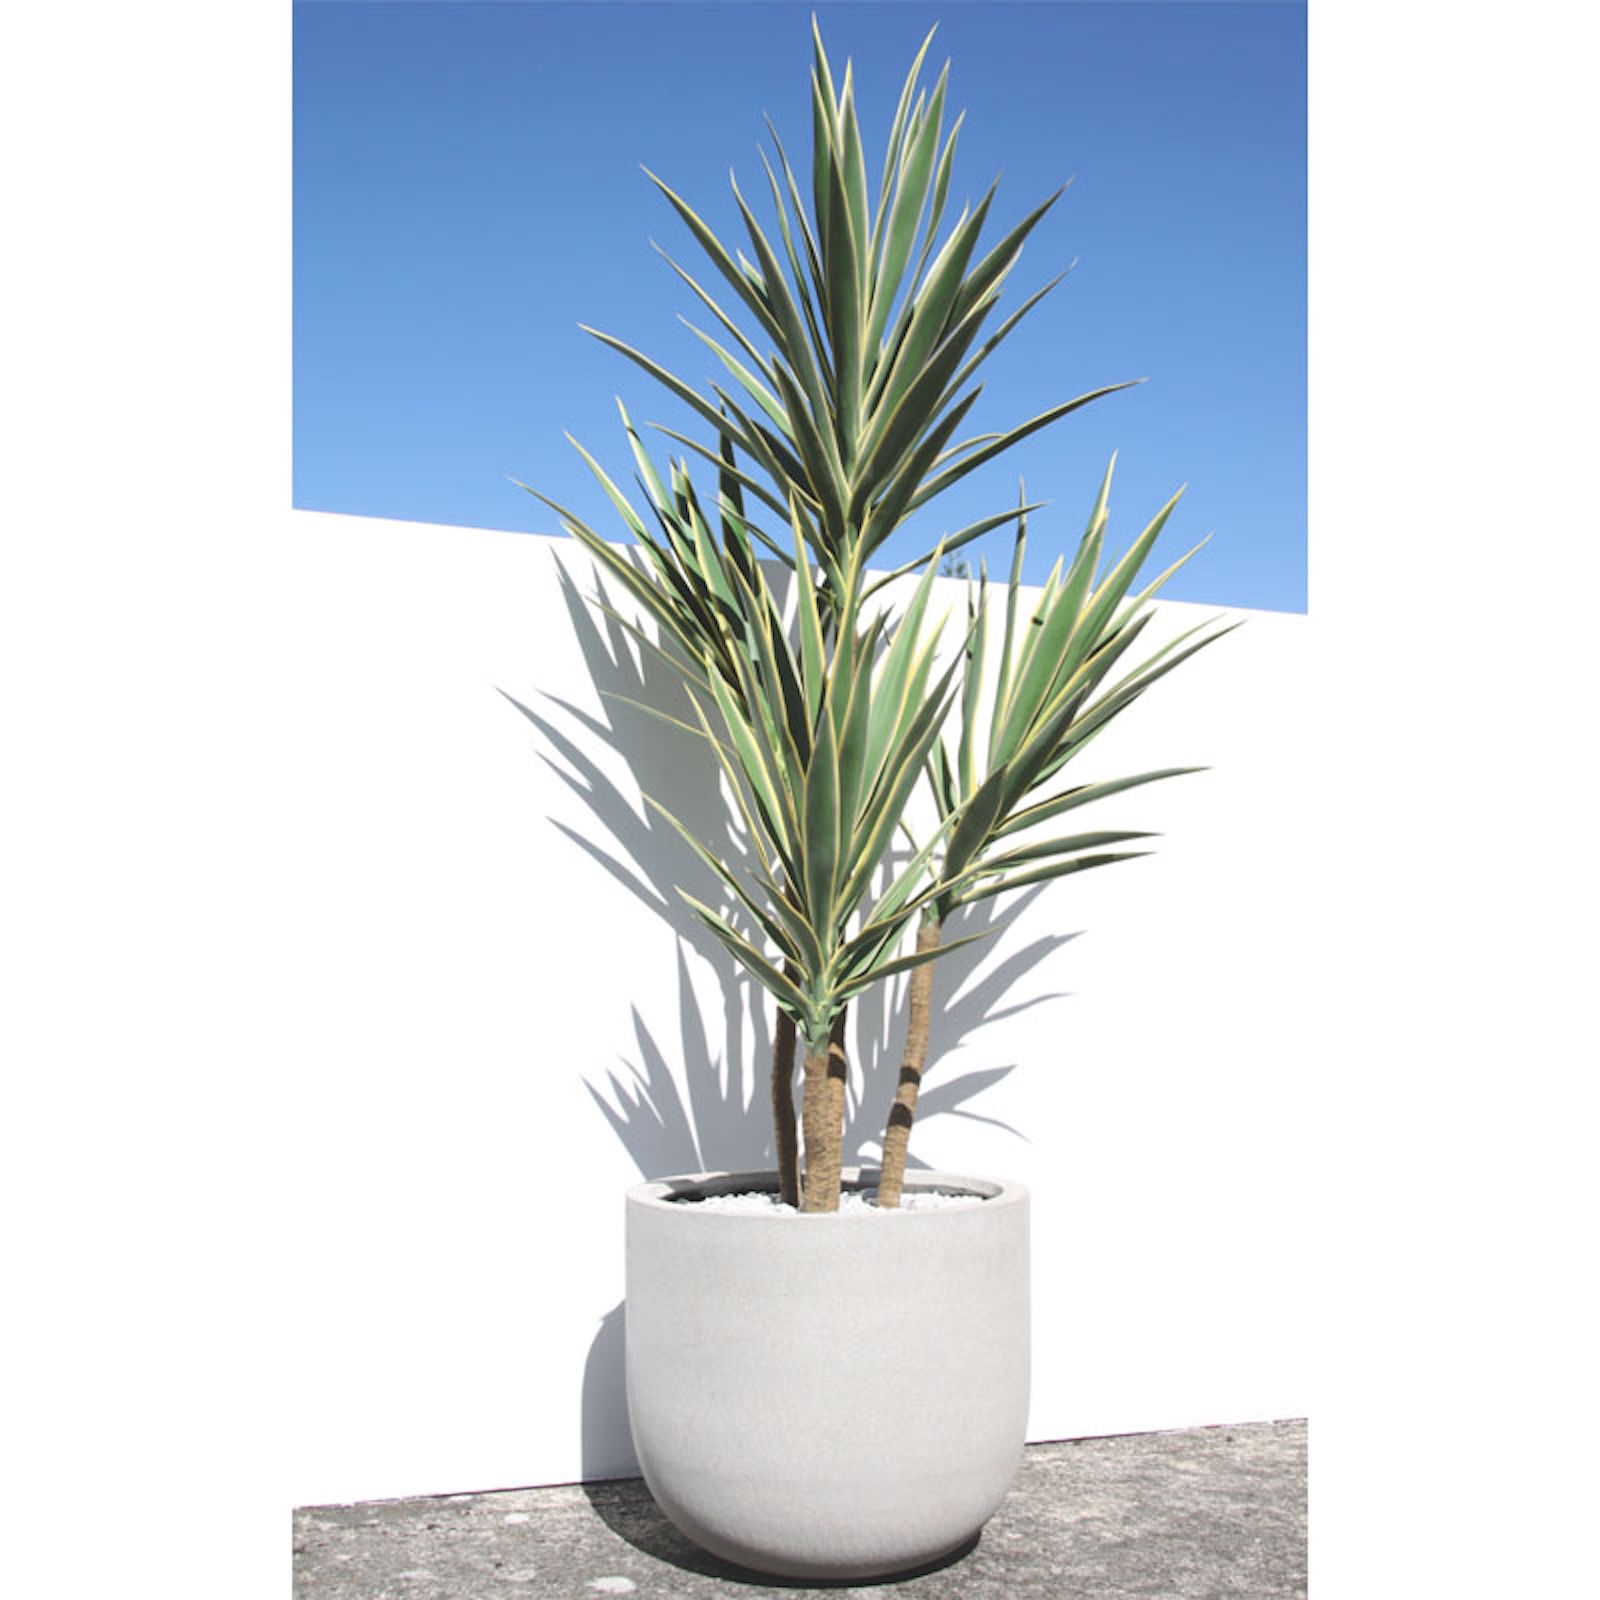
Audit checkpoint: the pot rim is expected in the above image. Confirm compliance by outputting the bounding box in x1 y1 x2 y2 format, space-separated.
626 1166 1027 1217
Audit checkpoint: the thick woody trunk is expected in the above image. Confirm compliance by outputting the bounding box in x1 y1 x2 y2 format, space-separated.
800 1010 849 1212
770 1001 799 1208
876 914 943 1208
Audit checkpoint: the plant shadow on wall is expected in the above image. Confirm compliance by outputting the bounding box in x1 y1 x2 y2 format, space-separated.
509 557 1058 1186
504 557 1074 1485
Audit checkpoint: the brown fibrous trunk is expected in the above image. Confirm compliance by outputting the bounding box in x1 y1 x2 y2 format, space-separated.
771 1001 799 1208
876 915 942 1208
800 1010 849 1212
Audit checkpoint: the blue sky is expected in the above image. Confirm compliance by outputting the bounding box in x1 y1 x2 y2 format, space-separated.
294 0 1306 612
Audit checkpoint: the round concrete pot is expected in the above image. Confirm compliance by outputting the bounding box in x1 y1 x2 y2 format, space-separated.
624 1167 1030 1581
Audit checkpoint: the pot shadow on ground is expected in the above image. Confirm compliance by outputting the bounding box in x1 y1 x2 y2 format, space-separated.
515 552 1080 1525
576 1464 984 1591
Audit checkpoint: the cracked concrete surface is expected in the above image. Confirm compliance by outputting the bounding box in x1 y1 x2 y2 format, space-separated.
293 1418 1306 1598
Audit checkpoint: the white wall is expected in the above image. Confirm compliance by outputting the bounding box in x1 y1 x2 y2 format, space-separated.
246 511 1309 1504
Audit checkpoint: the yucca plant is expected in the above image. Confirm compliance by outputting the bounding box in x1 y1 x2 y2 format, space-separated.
641 528 994 1213
565 18 1133 612
875 467 1240 1204
529 20 1232 1212
526 403 983 1211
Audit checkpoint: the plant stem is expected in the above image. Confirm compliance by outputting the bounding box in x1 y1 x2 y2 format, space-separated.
800 1011 849 1212
771 998 799 1208
876 912 943 1208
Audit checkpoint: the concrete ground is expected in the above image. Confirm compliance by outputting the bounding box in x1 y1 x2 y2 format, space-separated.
293 1418 1306 1599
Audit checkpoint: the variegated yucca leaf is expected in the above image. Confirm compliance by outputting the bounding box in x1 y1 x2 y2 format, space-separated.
529 391 974 1048
515 399 796 707
577 18 1136 611
626 512 977 1047
923 461 1242 918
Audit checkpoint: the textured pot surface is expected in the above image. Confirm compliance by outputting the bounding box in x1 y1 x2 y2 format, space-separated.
624 1168 1030 1581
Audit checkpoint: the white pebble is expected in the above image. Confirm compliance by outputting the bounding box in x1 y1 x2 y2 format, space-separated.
587 1580 637 1595
502 1512 531 1524
684 1189 983 1214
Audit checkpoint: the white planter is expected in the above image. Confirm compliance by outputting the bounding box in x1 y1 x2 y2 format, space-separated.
624 1167 1030 1580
